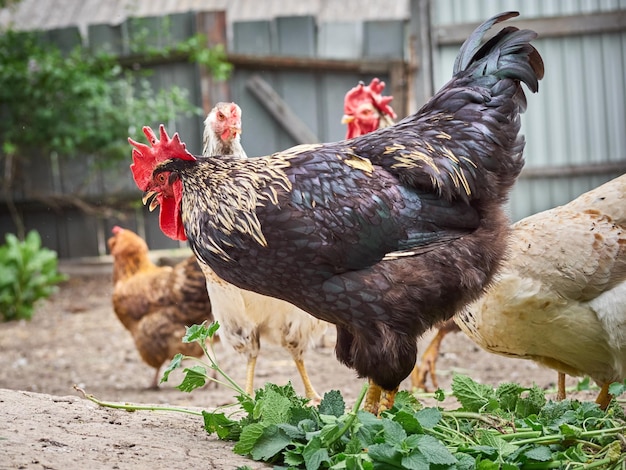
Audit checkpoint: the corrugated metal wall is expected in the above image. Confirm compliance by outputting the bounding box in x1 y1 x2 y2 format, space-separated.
434 0 625 24
432 0 626 220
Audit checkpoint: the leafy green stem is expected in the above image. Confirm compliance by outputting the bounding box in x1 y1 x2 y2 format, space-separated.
324 382 369 447
73 385 202 416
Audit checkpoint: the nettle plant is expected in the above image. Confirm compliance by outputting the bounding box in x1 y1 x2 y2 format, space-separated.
0 231 67 321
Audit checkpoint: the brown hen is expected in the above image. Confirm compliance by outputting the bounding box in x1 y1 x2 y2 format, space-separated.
108 226 213 388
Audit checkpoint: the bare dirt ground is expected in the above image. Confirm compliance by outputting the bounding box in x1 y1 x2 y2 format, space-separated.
0 264 598 469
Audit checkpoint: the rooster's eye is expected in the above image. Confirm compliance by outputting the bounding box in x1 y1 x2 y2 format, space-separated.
156 173 167 184
217 112 225 121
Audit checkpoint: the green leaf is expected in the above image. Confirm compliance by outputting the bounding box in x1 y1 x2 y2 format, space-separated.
608 380 626 398
476 460 499 470
255 387 293 425
367 443 402 467
283 445 305 467
523 445 553 462
400 451 429 470
495 382 524 411
451 374 496 412
454 453 477 470
320 421 346 446
412 434 456 465
233 422 265 455
514 385 546 417
202 411 241 440
415 407 442 429
302 436 331 470
183 323 210 343
175 365 207 392
381 419 407 446
250 425 292 461
0 230 66 321
318 390 346 417
559 423 582 439
392 391 421 412
477 432 518 459
160 353 183 384
393 410 423 434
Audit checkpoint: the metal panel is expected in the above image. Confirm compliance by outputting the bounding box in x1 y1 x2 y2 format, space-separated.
433 0 626 25
432 23 626 221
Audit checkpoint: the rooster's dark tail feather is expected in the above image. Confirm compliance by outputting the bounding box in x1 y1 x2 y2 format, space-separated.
453 11 544 94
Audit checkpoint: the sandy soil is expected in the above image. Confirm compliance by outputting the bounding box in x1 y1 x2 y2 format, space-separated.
0 265 597 469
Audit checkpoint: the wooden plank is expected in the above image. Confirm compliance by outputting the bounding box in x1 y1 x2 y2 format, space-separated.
280 71 320 140
318 22 362 59
41 26 83 52
363 20 405 59
408 0 434 114
88 23 123 55
232 20 272 55
275 16 316 57
228 53 402 74
195 11 231 115
520 161 626 179
245 74 319 144
436 11 626 46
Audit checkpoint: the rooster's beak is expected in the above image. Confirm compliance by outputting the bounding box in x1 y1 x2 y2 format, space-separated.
341 114 354 125
142 191 160 212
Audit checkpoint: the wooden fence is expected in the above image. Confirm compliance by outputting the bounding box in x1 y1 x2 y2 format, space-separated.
1 5 625 258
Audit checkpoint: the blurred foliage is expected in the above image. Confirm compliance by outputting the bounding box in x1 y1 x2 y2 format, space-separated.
0 230 67 321
0 0 21 9
0 27 231 166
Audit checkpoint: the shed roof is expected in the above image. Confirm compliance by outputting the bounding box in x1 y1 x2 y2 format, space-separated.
1 0 410 37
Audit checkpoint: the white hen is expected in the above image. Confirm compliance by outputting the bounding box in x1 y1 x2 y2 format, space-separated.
199 102 328 399
455 174 626 409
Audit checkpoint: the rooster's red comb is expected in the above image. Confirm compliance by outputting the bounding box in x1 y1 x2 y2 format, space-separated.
343 78 397 119
128 124 195 191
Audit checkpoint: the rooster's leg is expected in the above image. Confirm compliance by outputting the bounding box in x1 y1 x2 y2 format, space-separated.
364 380 382 415
410 320 459 391
293 358 321 402
245 356 257 396
379 387 399 414
556 372 566 401
595 383 612 410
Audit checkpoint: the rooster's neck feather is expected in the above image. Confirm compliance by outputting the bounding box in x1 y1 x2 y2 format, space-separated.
170 156 294 260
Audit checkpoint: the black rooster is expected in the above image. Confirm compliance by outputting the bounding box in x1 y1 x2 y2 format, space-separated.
130 12 544 414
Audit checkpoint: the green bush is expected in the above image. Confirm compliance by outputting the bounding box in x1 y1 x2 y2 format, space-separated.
0 231 67 321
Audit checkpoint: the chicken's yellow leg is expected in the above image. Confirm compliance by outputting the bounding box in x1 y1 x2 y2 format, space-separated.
556 372 566 401
293 358 321 401
379 387 398 414
411 323 457 390
364 380 382 415
245 356 257 396
596 382 612 410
